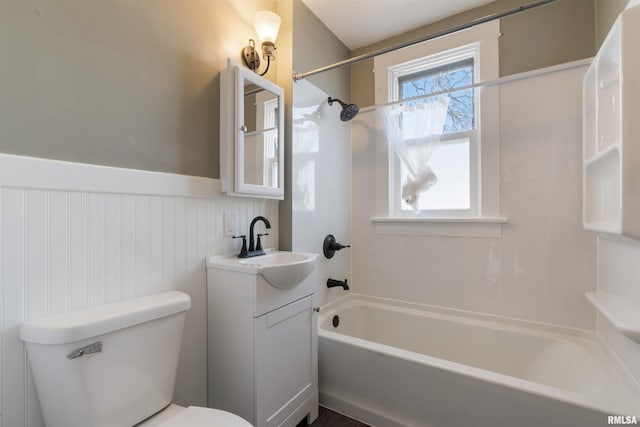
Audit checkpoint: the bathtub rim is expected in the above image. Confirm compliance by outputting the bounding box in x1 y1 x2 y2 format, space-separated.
318 293 640 417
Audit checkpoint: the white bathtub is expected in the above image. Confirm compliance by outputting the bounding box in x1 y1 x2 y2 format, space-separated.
318 295 640 427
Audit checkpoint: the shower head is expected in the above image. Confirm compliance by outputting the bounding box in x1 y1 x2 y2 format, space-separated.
328 97 359 122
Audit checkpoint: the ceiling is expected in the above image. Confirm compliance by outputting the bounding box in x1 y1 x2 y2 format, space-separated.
301 0 495 50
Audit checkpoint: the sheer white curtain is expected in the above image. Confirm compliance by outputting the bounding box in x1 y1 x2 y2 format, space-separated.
379 96 450 212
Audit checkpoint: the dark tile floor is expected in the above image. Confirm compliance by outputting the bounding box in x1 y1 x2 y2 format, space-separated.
296 407 370 427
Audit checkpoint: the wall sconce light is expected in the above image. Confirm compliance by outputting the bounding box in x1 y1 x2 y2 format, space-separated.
242 10 281 76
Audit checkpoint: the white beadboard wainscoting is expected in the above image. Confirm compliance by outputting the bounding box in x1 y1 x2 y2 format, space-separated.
0 154 279 427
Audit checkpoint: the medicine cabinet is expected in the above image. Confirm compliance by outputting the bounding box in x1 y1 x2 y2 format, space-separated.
220 60 284 199
583 5 640 239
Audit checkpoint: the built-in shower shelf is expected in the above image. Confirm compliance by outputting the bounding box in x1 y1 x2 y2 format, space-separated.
584 144 619 168
583 4 640 240
586 291 640 343
583 221 620 235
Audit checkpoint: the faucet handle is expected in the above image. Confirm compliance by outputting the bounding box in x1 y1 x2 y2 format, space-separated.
323 234 351 259
233 235 248 258
256 233 269 251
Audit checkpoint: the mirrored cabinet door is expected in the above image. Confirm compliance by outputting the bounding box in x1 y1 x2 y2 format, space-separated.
220 59 284 199
241 82 280 189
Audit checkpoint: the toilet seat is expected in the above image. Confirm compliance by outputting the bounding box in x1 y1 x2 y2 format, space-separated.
140 405 252 427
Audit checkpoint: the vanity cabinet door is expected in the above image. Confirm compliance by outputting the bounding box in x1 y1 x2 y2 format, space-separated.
254 295 317 427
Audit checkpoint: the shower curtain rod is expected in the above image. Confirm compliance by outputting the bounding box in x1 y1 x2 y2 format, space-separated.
292 0 558 82
356 57 591 114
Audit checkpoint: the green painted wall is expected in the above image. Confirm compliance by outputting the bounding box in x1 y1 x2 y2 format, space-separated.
1 0 627 179
0 0 277 178
351 0 597 108
596 0 629 47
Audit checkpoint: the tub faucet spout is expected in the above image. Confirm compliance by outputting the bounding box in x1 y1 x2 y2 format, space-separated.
327 278 349 290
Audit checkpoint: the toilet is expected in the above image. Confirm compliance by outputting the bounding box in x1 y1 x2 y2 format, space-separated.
20 291 251 427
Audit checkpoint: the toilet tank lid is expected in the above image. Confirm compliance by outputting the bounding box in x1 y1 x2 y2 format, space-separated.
20 291 191 345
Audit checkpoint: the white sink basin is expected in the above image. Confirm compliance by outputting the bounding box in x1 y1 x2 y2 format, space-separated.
206 251 318 289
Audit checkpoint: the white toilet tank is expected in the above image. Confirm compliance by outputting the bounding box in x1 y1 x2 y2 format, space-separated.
20 291 191 427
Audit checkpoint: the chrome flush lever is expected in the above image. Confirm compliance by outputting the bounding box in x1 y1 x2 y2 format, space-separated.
67 341 102 360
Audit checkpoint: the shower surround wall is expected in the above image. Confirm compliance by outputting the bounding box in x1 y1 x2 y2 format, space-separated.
292 80 351 306
351 64 597 330
0 154 279 427
289 0 352 306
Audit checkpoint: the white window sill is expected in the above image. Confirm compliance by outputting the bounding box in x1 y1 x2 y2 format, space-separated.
370 216 508 238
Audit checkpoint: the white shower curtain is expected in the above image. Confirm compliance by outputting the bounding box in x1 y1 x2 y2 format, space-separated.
379 96 450 212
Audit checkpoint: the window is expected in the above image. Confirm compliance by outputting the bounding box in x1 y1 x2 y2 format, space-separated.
399 57 475 134
391 46 478 214
263 98 279 187
373 20 502 228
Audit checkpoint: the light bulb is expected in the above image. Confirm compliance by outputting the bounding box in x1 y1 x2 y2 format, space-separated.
253 11 281 45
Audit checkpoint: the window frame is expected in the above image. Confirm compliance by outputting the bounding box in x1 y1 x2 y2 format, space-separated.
373 20 502 230
389 44 479 217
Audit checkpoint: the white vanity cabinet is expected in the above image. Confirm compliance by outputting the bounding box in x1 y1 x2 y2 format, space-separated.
206 256 319 427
